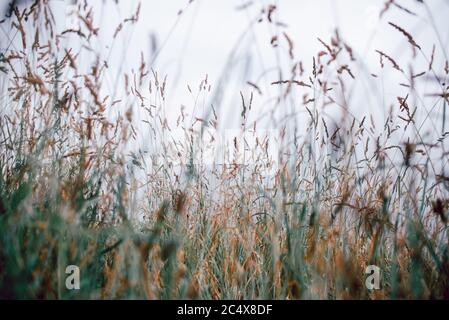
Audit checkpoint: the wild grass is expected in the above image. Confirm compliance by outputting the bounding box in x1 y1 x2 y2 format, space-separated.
0 1 448 299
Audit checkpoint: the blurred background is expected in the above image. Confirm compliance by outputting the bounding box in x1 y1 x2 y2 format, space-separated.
1 0 448 166
3 0 447 122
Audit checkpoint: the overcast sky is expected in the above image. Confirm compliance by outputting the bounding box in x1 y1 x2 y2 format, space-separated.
85 1 447 129
3 0 447 123
2 0 448 166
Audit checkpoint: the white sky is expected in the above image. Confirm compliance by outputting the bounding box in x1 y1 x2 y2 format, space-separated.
4 0 447 123
71 0 449 128
2 0 448 167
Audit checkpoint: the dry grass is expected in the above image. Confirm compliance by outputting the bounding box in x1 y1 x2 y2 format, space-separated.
0 1 448 299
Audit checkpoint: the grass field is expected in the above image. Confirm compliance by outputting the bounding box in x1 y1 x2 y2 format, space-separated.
0 1 448 299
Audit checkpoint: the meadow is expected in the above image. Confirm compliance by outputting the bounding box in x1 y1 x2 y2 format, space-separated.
0 0 448 299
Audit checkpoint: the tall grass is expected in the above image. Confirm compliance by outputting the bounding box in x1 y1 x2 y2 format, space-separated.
0 1 448 299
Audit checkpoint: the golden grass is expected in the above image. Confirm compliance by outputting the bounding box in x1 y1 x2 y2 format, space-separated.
0 1 448 299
